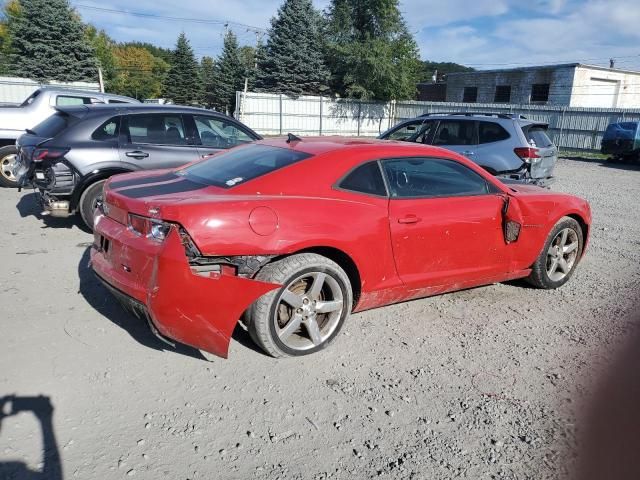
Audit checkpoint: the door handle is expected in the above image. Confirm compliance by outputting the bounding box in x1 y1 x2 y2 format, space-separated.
125 150 149 159
398 215 421 224
462 150 475 156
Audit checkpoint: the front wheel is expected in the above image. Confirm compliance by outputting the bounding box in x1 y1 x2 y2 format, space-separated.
79 180 106 231
0 145 18 188
526 216 584 289
247 253 353 358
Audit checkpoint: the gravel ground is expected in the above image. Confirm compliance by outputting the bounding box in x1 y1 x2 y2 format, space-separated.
1 156 639 480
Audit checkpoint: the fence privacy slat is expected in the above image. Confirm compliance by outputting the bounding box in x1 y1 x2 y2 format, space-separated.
236 91 640 152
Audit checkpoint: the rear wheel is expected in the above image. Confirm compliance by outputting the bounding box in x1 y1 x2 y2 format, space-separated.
526 216 583 289
79 180 106 231
247 253 353 358
0 145 18 188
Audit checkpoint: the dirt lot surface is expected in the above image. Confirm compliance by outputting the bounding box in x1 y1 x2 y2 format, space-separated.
1 157 639 480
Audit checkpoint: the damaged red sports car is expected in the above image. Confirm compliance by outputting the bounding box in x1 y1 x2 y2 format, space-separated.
90 137 591 359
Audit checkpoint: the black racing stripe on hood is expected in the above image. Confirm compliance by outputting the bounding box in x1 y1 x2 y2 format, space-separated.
117 178 205 199
110 172 177 189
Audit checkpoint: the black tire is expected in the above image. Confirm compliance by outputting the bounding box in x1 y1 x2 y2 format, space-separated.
526 216 584 289
247 253 353 358
0 145 19 188
79 180 106 231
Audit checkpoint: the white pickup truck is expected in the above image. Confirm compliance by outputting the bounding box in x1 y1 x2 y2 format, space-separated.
0 87 137 187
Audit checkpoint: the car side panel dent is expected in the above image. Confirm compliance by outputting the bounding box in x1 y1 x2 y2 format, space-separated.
147 229 280 358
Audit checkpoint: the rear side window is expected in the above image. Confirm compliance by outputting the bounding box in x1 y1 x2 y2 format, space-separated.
339 162 387 196
56 95 94 106
525 127 553 148
31 112 71 137
181 144 311 188
433 120 476 146
382 157 491 198
479 122 510 143
92 117 120 141
126 114 187 145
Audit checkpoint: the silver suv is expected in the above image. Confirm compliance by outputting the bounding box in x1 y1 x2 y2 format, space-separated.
0 87 138 187
379 113 557 187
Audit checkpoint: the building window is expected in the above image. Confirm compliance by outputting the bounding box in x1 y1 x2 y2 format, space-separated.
463 87 478 103
494 85 511 103
531 83 550 102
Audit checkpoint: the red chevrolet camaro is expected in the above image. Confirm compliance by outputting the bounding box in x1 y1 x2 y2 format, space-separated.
91 136 591 359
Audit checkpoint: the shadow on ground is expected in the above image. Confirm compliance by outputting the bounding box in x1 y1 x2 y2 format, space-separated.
15 192 90 233
561 155 640 172
77 248 266 360
0 395 63 480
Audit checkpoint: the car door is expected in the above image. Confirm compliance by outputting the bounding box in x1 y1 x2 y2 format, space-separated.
192 114 258 157
431 119 479 160
119 112 201 169
382 157 509 289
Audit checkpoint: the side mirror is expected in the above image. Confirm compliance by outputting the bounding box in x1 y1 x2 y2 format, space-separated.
501 195 523 243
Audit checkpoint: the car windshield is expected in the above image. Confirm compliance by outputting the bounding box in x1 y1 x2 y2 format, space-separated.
179 144 312 188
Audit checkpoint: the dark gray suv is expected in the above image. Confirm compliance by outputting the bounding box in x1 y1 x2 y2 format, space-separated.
379 113 557 187
14 104 261 229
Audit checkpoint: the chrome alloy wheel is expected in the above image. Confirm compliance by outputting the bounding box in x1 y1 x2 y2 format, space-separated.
1 153 17 183
546 227 579 282
274 272 344 351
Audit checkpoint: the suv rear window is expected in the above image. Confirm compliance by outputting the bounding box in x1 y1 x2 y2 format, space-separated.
525 126 553 148
180 144 311 188
31 112 72 138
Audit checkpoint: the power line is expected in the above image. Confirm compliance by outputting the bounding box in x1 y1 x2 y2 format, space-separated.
73 3 267 33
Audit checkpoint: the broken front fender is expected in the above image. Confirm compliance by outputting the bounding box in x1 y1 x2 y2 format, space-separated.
146 230 280 358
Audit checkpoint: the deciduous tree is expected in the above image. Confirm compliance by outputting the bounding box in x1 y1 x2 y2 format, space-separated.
326 0 421 100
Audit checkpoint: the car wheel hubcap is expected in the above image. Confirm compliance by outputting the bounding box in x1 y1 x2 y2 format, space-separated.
274 271 344 351
546 227 579 282
1 154 17 182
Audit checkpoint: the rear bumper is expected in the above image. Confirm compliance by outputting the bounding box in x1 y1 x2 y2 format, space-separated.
90 213 280 358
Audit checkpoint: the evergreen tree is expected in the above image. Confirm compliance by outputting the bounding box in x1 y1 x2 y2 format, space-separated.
163 33 201 105
7 0 97 82
199 56 217 109
212 30 245 114
326 0 421 100
256 0 329 96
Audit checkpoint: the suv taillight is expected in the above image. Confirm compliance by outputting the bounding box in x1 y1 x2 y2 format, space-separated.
32 147 69 162
514 147 541 164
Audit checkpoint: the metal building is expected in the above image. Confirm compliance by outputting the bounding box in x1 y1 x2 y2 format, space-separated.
445 63 640 108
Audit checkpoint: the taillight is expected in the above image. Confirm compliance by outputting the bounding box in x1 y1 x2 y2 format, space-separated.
127 213 172 242
514 147 541 164
32 147 69 163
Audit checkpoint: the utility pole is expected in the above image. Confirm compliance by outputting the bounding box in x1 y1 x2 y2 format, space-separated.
98 67 105 93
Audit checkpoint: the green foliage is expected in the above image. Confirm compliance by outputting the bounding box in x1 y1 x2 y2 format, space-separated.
256 0 329 96
122 41 173 66
326 0 421 100
110 45 168 100
85 25 117 88
199 56 216 109
7 0 97 82
419 61 474 82
210 30 245 114
0 1 20 75
163 33 201 105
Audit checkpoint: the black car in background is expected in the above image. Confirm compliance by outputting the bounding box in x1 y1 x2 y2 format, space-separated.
13 104 261 229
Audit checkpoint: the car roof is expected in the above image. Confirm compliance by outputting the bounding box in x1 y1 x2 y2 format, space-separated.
256 135 449 156
55 103 235 117
36 86 138 101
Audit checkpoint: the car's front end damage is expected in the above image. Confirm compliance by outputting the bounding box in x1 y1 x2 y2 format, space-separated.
90 180 282 358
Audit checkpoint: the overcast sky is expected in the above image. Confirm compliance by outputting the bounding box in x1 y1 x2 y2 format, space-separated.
70 0 640 71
